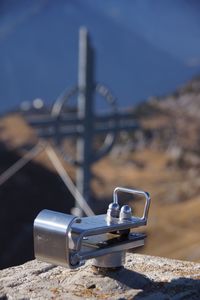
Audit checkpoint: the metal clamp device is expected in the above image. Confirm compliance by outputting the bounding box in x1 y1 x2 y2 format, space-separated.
34 187 151 269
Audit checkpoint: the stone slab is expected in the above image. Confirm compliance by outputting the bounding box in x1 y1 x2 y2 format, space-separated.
0 254 200 299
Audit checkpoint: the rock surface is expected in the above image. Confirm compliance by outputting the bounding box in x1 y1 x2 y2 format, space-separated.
1 254 200 299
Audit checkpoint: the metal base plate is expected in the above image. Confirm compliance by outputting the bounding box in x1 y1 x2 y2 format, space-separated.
92 251 125 268
71 215 146 236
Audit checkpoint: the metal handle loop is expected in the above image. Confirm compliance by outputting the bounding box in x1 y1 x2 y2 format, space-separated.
113 187 151 222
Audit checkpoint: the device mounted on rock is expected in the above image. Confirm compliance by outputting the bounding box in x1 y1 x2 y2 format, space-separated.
34 187 151 269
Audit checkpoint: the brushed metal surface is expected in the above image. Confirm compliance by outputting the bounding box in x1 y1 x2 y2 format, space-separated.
34 209 77 267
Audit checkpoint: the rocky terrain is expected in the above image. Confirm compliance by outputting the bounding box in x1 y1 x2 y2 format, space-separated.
1 254 200 299
0 76 200 269
135 76 200 167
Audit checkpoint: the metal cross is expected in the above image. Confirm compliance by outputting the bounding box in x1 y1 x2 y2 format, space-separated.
26 27 139 216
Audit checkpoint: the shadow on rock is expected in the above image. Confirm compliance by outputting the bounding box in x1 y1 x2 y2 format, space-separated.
95 267 200 299
95 266 152 290
134 277 200 299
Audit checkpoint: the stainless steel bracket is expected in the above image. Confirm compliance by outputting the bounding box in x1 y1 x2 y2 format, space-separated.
34 187 151 269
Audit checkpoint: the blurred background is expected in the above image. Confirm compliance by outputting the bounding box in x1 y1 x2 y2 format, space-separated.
0 0 200 269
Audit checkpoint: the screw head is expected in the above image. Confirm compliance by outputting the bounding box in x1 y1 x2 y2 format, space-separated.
75 218 82 223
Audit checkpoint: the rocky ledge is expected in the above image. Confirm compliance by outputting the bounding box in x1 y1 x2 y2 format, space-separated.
0 254 200 299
